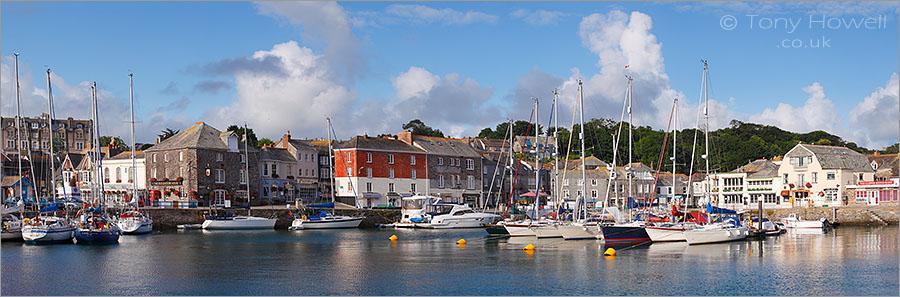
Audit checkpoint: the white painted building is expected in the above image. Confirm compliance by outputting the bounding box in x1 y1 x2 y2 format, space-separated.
99 150 147 206
777 144 874 207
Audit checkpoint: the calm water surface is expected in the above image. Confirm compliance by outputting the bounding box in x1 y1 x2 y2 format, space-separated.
2 226 898 295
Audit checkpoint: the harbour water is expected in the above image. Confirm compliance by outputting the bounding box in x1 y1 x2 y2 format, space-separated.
2 226 897 295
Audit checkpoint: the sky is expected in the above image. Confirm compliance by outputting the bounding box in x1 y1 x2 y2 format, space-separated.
2 1 898 150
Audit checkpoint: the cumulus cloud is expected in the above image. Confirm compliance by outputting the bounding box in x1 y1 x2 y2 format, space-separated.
254 1 364 81
849 73 899 148
0 56 190 144
203 41 357 139
748 82 843 136
510 9 568 26
385 4 499 25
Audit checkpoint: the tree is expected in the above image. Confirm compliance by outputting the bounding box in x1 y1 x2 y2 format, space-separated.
99 136 128 150
882 143 899 154
257 138 275 147
227 125 259 147
159 128 179 142
402 119 444 137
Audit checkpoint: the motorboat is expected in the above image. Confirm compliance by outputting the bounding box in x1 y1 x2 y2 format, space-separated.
418 202 499 229
289 208 362 230
746 215 781 236
1 206 24 241
780 213 824 229
683 217 748 245
117 210 153 235
201 212 276 230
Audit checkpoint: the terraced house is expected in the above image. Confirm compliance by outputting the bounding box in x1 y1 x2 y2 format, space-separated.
144 122 259 207
399 131 483 205
333 134 426 208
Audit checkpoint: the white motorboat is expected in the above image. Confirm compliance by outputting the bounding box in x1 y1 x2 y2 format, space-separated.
117 211 153 234
780 213 824 229
22 216 76 244
202 215 276 230
418 202 500 229
646 223 697 242
747 216 781 236
289 211 362 230
683 219 748 245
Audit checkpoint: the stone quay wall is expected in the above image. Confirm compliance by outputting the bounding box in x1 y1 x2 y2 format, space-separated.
142 207 401 230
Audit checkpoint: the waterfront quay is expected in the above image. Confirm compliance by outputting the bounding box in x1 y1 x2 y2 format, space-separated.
3 226 898 295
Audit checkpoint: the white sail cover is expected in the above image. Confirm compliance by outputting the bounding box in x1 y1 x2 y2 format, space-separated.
2 205 24 215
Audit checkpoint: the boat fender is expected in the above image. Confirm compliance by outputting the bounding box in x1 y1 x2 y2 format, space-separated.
23 218 31 225
302 215 307 220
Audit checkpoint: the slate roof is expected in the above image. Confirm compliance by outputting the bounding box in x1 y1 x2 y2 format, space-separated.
146 122 257 152
338 136 423 153
867 153 899 177
108 151 145 160
412 135 478 157
793 144 873 171
655 173 690 186
731 159 779 178
259 147 297 162
555 156 608 171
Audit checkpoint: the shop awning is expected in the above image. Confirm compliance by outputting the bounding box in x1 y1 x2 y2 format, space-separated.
780 190 790 196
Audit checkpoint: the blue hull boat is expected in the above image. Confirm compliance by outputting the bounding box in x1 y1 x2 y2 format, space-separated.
75 229 120 244
599 225 651 245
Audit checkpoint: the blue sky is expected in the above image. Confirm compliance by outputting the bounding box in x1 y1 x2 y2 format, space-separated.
2 1 898 149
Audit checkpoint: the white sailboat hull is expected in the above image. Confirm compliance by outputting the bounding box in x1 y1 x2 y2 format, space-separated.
289 217 362 230
118 216 153 234
1 230 22 240
531 224 563 238
202 216 276 230
557 223 601 240
646 226 687 242
504 224 536 237
684 227 747 245
783 220 823 229
22 224 76 243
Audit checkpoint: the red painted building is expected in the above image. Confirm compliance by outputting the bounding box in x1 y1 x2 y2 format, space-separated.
333 135 426 208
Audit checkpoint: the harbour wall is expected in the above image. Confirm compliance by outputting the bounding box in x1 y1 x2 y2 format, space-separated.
142 207 401 230
758 205 899 226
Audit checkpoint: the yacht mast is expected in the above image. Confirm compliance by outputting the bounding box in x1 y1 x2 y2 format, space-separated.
244 122 251 217
626 75 633 221
46 70 57 207
129 74 138 209
507 119 513 214
672 98 677 213
702 60 711 221
533 98 539 220
14 54 23 206
578 80 587 221
327 117 336 205
553 89 560 213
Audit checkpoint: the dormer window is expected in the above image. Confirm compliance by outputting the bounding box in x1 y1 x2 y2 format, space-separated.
871 161 879 170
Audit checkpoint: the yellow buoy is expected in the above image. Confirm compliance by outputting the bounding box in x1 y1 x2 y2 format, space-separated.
603 247 616 256
388 234 398 241
523 243 535 250
456 238 466 245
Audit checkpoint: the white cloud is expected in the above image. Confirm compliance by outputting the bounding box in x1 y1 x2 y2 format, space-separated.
849 73 899 148
392 66 441 100
510 9 568 26
254 1 364 81
0 56 190 145
748 82 843 136
673 1 898 17
385 4 499 25
203 41 357 139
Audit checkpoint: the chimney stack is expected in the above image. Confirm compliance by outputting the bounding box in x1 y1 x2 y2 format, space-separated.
282 130 291 148
398 130 413 145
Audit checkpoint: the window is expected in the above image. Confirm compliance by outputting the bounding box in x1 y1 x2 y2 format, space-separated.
153 154 157 163
240 169 246 184
366 182 372 192
591 179 597 186
263 163 269 176
76 142 83 150
439 175 445 188
411 155 416 165
389 168 395 179
577 179 584 186
411 183 417 192
812 172 818 183
467 175 475 189
563 190 569 197
438 157 443 165
591 190 598 198
564 179 569 186
366 152 372 163
128 167 133 180
827 172 835 180
456 159 461 167
164 168 169 179
263 182 270 197
32 132 37 138
151 168 157 179
213 190 226 205
272 164 277 175
783 174 789 184
389 183 395 192
179 152 184 162
179 167 184 178
216 153 223 161
366 167 372 178
797 174 805 186
215 169 225 183
164 153 169 162
43 142 48 149
859 173 864 181
411 169 416 179
388 154 394 164
467 159 474 170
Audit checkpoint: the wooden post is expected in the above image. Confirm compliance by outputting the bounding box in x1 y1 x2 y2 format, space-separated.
758 199 763 234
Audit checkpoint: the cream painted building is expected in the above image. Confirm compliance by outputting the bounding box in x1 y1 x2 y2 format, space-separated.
710 159 785 210
777 144 874 207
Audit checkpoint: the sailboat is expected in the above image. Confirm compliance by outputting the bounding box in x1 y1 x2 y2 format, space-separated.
2 53 25 242
683 60 748 245
22 68 77 244
75 81 121 244
117 74 153 235
599 75 652 246
646 98 697 242
556 81 602 240
201 123 276 230
289 117 363 230
483 119 514 235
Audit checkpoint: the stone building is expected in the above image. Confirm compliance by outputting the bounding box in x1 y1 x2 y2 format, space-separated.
398 131 483 205
273 132 321 204
143 122 259 207
2 114 93 156
479 152 538 208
